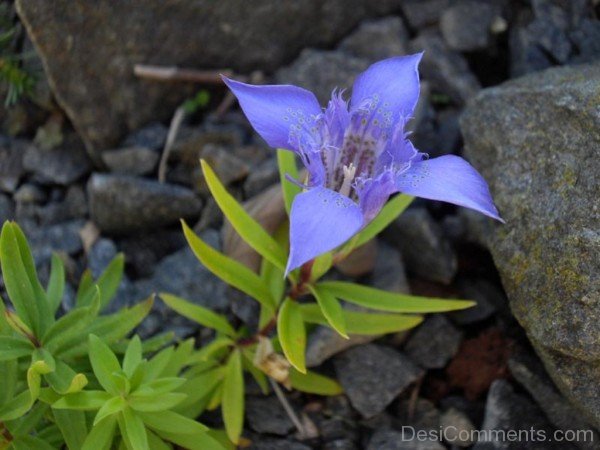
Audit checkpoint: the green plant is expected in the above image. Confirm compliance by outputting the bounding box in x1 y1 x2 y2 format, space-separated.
159 153 476 444
0 221 225 450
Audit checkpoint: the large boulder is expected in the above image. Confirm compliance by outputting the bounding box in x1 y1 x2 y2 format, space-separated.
15 0 401 162
460 63 600 427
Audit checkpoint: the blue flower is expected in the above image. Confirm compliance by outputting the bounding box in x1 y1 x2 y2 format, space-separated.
223 54 502 274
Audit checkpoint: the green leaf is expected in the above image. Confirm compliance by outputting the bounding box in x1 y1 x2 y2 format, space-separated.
0 390 32 421
277 298 306 373
159 339 194 377
142 346 174 383
77 254 124 310
129 392 187 412
0 222 41 336
173 369 223 418
182 221 275 311
317 281 476 313
8 402 49 436
186 337 233 365
61 298 154 359
277 149 302 214
94 396 126 425
88 334 122 395
146 431 172 450
289 368 343 395
241 349 269 395
351 194 414 249
0 336 33 361
119 407 148 450
44 359 88 395
52 391 111 410
46 253 65 315
301 304 424 335
75 270 94 305
11 435 58 450
123 335 142 378
221 350 244 444
139 410 208 436
308 285 347 338
81 415 116 450
201 159 287 270
136 377 186 396
310 252 333 282
160 293 235 336
154 430 224 450
42 289 100 351
53 409 88 450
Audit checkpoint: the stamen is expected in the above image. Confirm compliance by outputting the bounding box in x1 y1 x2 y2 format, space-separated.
339 163 356 197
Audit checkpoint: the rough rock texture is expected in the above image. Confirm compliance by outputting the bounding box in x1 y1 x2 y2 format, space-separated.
87 173 202 234
15 0 402 159
461 63 600 427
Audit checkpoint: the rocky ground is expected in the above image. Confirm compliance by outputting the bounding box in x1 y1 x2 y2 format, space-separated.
1 0 599 449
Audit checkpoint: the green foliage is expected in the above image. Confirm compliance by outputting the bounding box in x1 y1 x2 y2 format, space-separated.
0 152 477 447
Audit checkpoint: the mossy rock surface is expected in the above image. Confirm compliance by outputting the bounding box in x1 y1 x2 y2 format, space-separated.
461 62 600 427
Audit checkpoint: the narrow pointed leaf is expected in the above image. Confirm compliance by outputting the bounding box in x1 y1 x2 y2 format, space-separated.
277 149 301 214
0 336 34 361
182 221 275 310
94 396 126 425
129 392 187 412
160 293 235 336
308 285 347 338
277 298 306 373
77 254 124 310
139 410 209 435
120 407 148 450
289 368 343 395
46 254 65 315
53 409 88 450
0 222 40 336
88 335 121 395
318 281 475 313
202 159 287 270
52 391 112 410
44 359 88 395
81 415 116 450
222 350 244 444
123 335 142 378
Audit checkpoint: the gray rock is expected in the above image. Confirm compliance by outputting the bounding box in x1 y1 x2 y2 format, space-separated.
0 138 26 193
439 407 477 447
508 348 600 450
367 429 444 450
0 194 14 223
323 439 358 450
450 279 505 325
404 315 463 369
34 185 88 226
474 380 570 449
338 17 409 63
101 146 160 176
23 134 92 185
334 344 423 418
16 0 402 157
306 325 377 368
26 220 84 263
569 19 600 63
410 34 481 105
248 439 311 450
275 49 370 103
395 397 441 431
195 143 250 193
123 122 168 151
244 157 279 197
88 238 118 278
371 242 410 294
117 230 185 278
320 416 360 442
88 173 202 234
440 1 502 52
461 62 600 427
246 396 295 435
14 183 46 204
385 207 457 284
400 0 450 29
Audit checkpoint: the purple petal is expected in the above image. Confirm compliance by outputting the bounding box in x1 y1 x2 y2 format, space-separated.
396 155 503 221
223 77 322 151
355 170 398 223
286 187 364 274
350 53 423 121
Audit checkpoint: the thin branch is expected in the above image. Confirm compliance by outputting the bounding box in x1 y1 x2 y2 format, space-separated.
134 64 233 84
269 377 307 439
158 105 186 183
